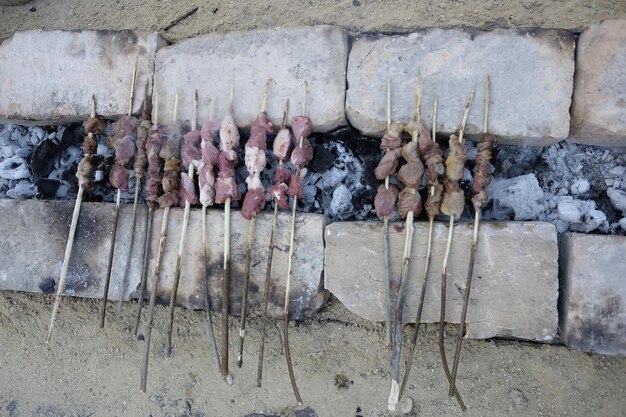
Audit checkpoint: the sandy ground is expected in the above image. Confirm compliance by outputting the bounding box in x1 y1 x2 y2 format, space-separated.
1 0 626 43
0 291 625 417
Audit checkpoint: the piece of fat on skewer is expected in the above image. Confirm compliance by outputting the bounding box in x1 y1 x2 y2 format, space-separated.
47 95 101 343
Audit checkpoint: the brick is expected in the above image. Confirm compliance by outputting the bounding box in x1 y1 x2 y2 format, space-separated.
0 199 327 320
153 26 348 132
0 30 164 125
571 20 626 146
324 221 559 341
560 233 626 356
346 29 575 145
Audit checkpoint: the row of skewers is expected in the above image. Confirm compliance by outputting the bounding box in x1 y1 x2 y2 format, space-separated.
46 64 312 404
374 75 495 411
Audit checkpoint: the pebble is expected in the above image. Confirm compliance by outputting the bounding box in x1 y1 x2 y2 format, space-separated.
570 178 590 195
400 396 414 414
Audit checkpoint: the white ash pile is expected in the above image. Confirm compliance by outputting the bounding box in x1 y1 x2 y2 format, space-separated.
488 141 626 234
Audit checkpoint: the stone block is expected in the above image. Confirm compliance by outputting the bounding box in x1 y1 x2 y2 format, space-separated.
0 199 327 320
153 25 348 132
324 221 559 341
560 233 626 356
571 20 626 145
346 29 575 144
0 30 164 125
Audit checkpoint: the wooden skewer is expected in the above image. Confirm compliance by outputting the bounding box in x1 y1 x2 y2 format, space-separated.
237 79 270 369
399 95 438 399
257 98 289 388
388 72 421 412
46 95 96 342
166 90 199 357
202 97 221 371
382 79 393 349
449 76 491 397
141 91 178 392
119 75 147 316
438 88 474 411
100 61 139 327
220 83 235 381
283 82 307 405
134 87 159 336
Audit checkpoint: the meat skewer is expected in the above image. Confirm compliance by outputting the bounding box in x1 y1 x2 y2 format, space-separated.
47 94 103 342
257 98 291 388
141 91 180 392
284 82 312 405
166 90 203 357
449 76 494 397
237 79 272 368
388 76 424 412
438 88 475 411
200 97 222 371
100 61 139 328
120 80 151 316
399 96 452 402
216 84 241 381
374 80 401 349
133 89 161 337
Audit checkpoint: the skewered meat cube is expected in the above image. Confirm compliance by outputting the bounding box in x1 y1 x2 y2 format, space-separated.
112 115 139 138
397 161 425 190
290 137 313 167
374 148 401 180
397 188 422 219
219 104 240 156
374 183 399 218
217 152 236 178
286 172 304 199
245 146 267 178
157 192 178 208
269 183 289 209
440 177 465 218
273 128 293 162
248 112 273 149
76 155 95 191
82 134 97 155
215 176 240 204
182 130 202 170
201 119 219 142
418 123 445 182
159 134 182 162
179 171 199 207
198 163 216 207
401 140 420 163
275 165 292 184
201 137 219 167
245 175 263 191
109 164 129 192
145 178 161 209
84 117 105 135
111 134 136 167
241 188 266 220
380 123 404 150
445 135 467 181
134 119 151 179
425 183 444 219
291 115 312 140
472 133 496 194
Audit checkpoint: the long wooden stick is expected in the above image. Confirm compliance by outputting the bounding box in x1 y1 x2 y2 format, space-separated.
237 79 270 368
383 79 393 349
449 76 490 396
399 95 438 399
202 203 221 370
141 206 170 392
46 95 96 342
99 188 122 328
257 98 289 387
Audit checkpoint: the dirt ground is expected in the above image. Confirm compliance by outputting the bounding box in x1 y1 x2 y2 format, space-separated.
1 0 626 43
0 291 624 417
1 2 626 417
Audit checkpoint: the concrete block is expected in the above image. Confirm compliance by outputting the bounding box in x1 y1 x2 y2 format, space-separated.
0 30 164 125
571 20 626 145
153 25 348 132
560 233 626 356
0 199 327 320
324 221 559 341
346 29 575 144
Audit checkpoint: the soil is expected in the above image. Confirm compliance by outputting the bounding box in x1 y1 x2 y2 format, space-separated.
0 291 625 417
1 0 626 43
2 2 626 417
